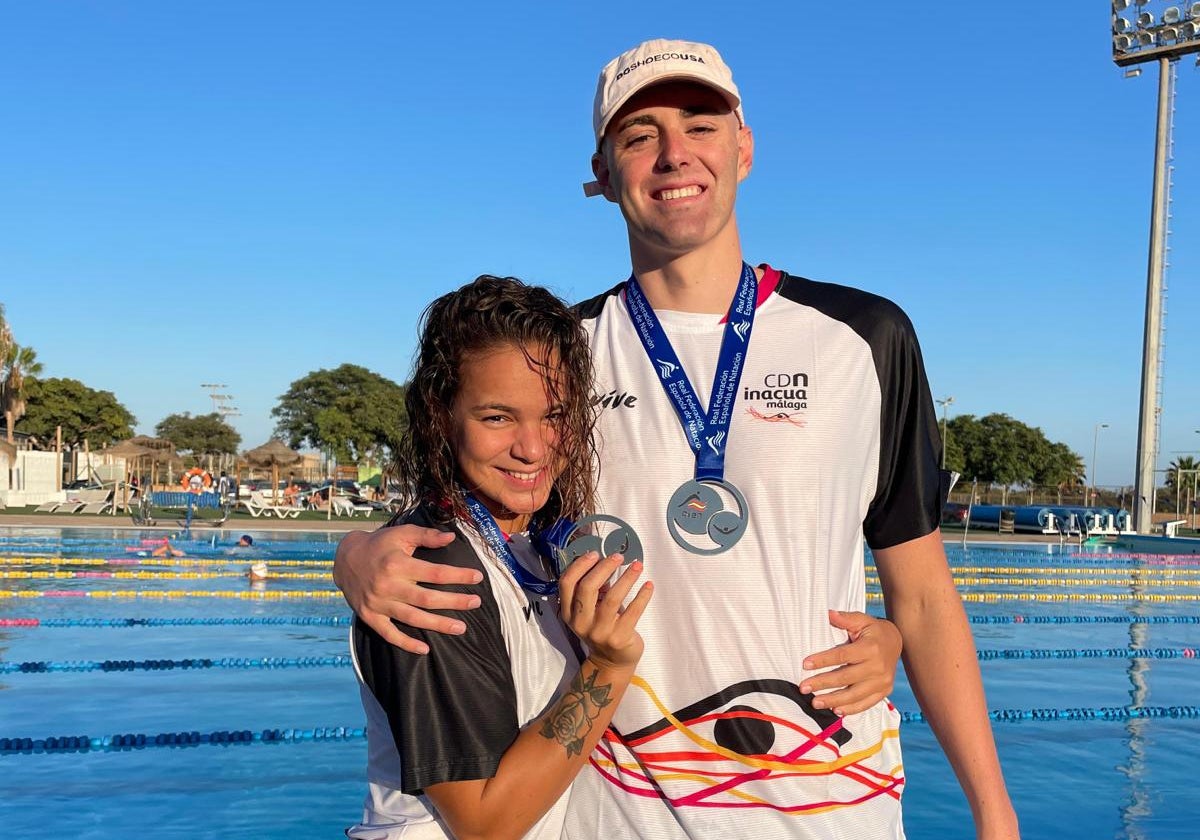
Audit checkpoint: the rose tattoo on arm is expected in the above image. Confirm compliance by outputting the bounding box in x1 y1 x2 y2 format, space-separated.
539 668 614 757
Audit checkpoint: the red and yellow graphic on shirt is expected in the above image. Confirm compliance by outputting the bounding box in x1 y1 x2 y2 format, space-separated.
589 676 904 815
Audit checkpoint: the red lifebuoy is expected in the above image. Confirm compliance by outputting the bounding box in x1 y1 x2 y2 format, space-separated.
180 468 213 492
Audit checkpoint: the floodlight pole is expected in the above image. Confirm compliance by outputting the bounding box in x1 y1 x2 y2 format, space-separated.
1133 56 1172 534
1091 422 1109 507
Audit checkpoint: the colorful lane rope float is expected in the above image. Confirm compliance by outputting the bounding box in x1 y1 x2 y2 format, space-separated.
0 655 353 674
3 614 1200 629
0 557 333 568
0 570 332 581
0 589 342 600
0 616 353 628
4 648 1196 676
7 706 1200 755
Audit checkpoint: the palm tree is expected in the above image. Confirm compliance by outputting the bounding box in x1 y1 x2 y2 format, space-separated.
0 306 43 443
1167 455 1199 492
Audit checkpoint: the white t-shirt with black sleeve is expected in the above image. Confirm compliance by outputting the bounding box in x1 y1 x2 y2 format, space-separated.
561 265 946 839
347 503 577 840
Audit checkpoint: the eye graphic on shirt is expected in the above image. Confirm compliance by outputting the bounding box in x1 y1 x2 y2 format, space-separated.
590 678 903 815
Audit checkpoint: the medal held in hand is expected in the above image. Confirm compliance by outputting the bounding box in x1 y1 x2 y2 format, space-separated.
624 264 757 556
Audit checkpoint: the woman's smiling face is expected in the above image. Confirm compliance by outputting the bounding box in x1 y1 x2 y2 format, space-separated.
452 342 563 533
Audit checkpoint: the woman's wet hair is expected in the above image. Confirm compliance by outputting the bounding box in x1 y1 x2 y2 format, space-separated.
395 275 597 528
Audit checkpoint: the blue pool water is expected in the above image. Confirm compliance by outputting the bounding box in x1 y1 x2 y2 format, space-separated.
2 529 1198 839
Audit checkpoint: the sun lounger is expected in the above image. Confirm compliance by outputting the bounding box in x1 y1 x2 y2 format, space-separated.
239 491 304 519
73 489 114 514
332 496 374 518
34 500 64 513
56 500 86 514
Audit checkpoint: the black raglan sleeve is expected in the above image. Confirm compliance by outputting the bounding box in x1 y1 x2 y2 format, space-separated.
775 271 945 549
859 302 946 549
353 508 520 794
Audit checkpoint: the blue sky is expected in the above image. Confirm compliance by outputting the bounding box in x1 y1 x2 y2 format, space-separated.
1 2 1197 487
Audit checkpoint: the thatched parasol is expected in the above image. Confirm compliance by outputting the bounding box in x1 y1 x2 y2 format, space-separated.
244 439 303 502
125 435 180 486
102 440 156 460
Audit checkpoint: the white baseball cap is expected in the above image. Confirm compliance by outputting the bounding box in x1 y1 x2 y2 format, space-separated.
584 38 744 197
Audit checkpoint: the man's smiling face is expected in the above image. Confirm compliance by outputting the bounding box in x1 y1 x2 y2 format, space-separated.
593 81 753 265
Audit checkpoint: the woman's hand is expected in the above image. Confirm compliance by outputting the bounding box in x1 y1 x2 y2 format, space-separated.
799 610 903 716
558 552 653 671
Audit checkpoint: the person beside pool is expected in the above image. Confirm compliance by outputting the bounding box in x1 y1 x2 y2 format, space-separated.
334 38 1016 839
346 275 652 840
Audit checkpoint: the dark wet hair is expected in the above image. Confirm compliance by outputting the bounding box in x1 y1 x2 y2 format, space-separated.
396 275 597 529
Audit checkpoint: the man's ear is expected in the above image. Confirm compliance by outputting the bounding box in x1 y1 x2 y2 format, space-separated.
591 150 618 203
736 125 754 183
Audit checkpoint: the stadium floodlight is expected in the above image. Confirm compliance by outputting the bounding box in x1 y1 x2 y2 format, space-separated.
1113 3 1199 533
1115 0 1200 63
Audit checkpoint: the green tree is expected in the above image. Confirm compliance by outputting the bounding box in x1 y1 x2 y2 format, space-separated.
1035 441 1086 490
272 364 407 462
947 413 1083 501
1 304 44 442
21 377 137 448
155 412 241 456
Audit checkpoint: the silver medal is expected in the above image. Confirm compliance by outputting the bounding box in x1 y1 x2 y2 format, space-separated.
666 478 749 555
553 514 644 573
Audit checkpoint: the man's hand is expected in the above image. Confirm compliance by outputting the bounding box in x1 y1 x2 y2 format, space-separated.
333 525 482 654
799 610 902 716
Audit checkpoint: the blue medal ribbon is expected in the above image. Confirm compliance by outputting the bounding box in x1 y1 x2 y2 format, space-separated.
624 263 758 481
463 494 558 596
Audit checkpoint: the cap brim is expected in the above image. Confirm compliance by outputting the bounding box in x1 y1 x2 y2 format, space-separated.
596 71 741 146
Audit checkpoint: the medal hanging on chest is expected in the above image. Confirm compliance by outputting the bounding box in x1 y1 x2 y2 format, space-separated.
624 263 757 555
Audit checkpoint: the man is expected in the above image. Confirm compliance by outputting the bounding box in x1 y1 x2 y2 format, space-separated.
335 39 1017 838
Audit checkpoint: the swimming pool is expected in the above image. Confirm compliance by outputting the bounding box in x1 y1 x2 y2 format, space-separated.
2 529 1197 838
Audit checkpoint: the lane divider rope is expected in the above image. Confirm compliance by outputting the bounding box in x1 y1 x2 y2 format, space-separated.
942 566 1200 577
7 705 1200 754
1 655 353 674
2 614 1197 629
865 591 1200 603
6 647 1198 676
0 589 342 600
0 571 332 581
0 557 333 568
0 616 353 628
865 575 1200 588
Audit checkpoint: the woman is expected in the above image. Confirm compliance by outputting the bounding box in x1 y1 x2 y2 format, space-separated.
348 276 653 840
